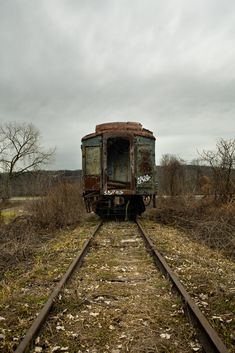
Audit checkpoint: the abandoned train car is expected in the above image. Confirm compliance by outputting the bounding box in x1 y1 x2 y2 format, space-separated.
81 122 156 219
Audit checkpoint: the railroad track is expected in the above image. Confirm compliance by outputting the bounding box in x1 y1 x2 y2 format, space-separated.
15 221 229 353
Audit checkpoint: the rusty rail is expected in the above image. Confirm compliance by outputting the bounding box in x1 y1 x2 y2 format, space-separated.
14 221 102 353
136 219 229 353
14 220 229 353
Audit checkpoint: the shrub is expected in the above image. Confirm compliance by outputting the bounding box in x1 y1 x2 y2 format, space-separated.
145 197 235 259
30 181 85 228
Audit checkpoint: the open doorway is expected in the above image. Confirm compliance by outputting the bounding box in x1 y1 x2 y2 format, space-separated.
107 138 131 189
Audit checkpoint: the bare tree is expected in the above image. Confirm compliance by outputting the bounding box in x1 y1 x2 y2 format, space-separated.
0 122 55 199
160 154 185 196
199 138 235 203
188 158 203 194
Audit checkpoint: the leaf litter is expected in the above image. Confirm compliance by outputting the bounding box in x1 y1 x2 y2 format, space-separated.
35 222 202 352
141 219 235 352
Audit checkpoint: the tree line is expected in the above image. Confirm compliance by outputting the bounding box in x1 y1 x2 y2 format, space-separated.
159 138 235 203
0 121 234 204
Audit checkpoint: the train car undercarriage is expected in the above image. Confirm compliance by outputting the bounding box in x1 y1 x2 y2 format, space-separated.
84 194 146 220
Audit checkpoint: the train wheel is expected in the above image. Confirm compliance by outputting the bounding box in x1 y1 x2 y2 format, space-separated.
125 200 136 221
125 196 145 220
143 195 151 206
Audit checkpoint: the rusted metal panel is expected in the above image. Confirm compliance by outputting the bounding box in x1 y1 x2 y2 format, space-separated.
82 123 156 198
82 135 102 147
85 146 101 175
82 136 102 175
82 122 155 141
84 176 100 190
137 146 152 174
136 136 155 192
82 136 102 191
97 122 142 132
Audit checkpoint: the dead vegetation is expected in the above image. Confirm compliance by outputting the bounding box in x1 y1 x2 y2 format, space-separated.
145 196 235 259
0 223 95 353
152 139 235 259
140 218 235 351
0 182 85 278
30 181 85 228
35 222 201 353
0 215 48 276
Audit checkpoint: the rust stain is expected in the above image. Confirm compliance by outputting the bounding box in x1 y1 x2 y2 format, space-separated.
82 122 155 141
84 176 100 190
138 148 152 174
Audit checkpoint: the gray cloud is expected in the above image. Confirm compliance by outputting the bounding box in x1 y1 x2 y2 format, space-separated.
0 0 235 168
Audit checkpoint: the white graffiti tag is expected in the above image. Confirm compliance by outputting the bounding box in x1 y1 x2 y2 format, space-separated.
137 174 151 185
104 190 124 195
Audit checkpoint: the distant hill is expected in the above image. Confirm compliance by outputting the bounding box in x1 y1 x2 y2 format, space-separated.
1 165 233 197
0 170 82 197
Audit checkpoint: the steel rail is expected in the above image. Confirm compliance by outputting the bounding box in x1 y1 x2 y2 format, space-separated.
136 219 229 353
14 221 103 353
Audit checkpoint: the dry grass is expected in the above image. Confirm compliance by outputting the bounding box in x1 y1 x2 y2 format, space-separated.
0 215 50 278
140 219 235 352
0 223 96 352
30 181 85 228
35 222 200 353
0 199 12 211
145 196 235 259
0 182 86 278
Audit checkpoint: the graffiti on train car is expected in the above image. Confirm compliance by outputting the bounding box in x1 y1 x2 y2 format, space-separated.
104 190 124 195
82 122 156 218
137 174 152 185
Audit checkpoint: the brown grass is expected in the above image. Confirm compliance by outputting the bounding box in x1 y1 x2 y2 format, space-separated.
140 218 235 352
0 215 47 277
145 196 235 259
0 182 86 278
30 181 85 228
35 222 200 353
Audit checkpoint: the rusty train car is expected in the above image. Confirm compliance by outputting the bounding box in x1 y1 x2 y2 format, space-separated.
81 122 156 219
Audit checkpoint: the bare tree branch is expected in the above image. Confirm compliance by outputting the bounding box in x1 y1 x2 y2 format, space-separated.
160 154 185 196
0 122 55 198
199 138 235 203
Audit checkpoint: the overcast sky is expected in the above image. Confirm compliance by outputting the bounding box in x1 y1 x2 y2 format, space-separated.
0 0 234 169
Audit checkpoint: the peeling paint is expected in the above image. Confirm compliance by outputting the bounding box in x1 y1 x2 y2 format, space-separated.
82 123 156 214
137 174 151 185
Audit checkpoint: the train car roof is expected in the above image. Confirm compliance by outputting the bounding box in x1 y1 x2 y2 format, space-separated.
82 122 155 141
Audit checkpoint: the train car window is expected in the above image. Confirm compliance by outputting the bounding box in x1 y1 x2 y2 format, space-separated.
85 146 101 175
